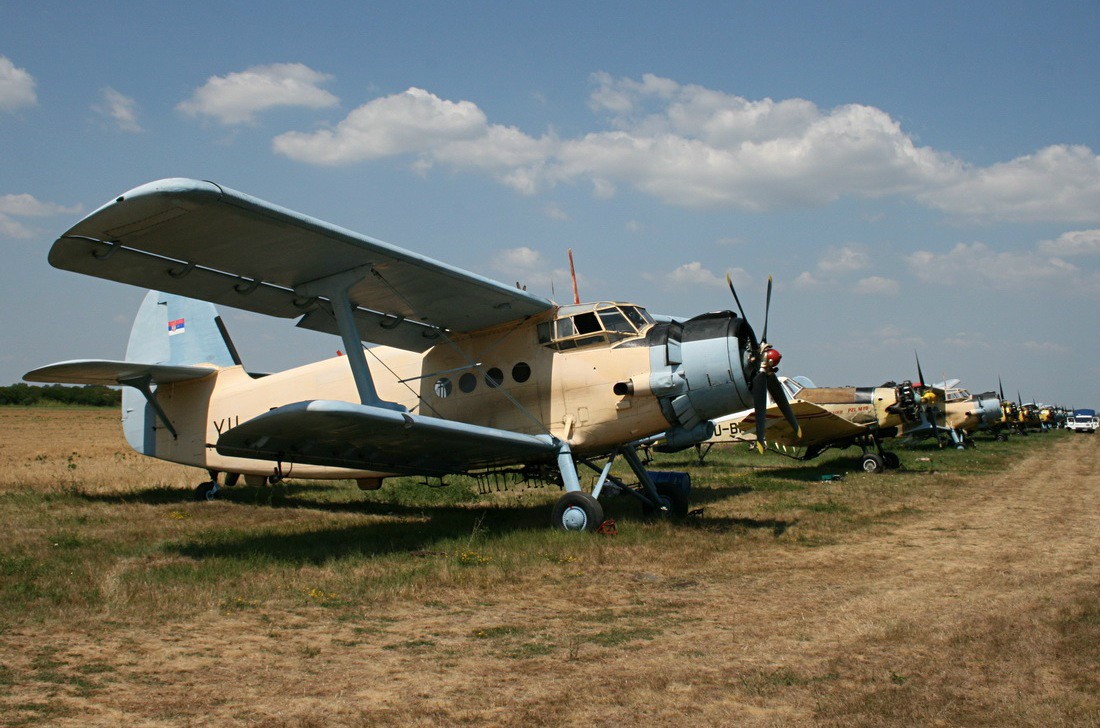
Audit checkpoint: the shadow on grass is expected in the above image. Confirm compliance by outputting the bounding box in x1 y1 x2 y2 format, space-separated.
170 504 553 565
686 515 797 536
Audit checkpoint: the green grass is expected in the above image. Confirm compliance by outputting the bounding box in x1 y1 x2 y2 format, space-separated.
0 428 1069 633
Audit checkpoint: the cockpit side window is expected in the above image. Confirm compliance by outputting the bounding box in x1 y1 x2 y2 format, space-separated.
573 312 601 335
539 302 651 351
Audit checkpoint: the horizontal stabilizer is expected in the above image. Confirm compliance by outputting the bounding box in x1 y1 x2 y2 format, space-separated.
216 400 558 476
24 359 216 386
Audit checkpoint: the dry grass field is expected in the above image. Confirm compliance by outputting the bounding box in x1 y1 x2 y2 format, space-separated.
0 406 1097 726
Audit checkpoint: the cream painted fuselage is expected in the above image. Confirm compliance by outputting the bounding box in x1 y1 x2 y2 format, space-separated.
147 313 671 482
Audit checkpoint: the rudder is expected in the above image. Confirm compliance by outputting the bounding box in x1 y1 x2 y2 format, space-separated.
123 291 237 454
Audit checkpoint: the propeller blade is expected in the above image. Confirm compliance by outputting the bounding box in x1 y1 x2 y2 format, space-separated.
761 275 773 344
753 372 768 453
766 373 802 438
999 375 1005 402
725 272 748 323
915 351 926 388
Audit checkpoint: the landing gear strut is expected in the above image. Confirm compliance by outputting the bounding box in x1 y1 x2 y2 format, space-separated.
553 444 692 531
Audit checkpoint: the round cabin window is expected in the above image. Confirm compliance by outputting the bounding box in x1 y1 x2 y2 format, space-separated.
434 377 453 398
512 362 531 383
459 372 477 393
485 367 504 388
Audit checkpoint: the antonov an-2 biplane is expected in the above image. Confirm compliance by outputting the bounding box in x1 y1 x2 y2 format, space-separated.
683 376 923 473
25 179 798 531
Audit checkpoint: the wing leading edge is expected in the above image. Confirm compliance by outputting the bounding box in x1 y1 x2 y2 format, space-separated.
215 399 559 476
50 179 555 352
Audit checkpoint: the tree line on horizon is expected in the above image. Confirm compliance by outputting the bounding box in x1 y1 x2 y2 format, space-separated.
0 383 121 407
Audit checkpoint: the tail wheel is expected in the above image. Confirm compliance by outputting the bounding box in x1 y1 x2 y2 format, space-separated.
194 481 219 501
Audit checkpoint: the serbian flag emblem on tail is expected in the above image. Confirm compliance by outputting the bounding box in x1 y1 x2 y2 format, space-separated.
168 318 186 336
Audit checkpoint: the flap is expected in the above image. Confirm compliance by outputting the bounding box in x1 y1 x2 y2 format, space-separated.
24 359 216 386
50 179 555 351
216 399 558 476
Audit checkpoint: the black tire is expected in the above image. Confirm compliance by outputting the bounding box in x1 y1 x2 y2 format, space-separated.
642 482 691 518
551 492 604 532
861 453 885 474
194 481 219 501
223 472 240 487
995 433 1008 442
882 452 901 470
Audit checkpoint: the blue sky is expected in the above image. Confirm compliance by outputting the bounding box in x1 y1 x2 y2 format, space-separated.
2 1 1098 407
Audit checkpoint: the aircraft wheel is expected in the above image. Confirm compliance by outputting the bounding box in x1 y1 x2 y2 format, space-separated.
194 481 220 501
860 453 885 474
223 472 240 487
551 492 604 532
882 452 901 470
995 433 1008 442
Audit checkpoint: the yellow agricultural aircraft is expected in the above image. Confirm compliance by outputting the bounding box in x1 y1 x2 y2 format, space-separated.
25 178 800 530
682 376 923 473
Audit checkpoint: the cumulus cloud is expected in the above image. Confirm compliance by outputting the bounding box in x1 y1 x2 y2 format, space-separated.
271 73 1100 223
906 241 1078 289
93 87 142 132
853 275 900 295
0 193 81 239
274 87 554 193
920 145 1100 223
0 55 36 111
178 63 338 125
1037 229 1100 257
667 261 725 287
793 270 825 290
0 193 80 217
818 245 870 274
489 246 582 295
794 244 885 294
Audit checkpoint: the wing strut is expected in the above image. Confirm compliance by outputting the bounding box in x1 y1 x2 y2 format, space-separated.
295 266 405 411
118 374 178 439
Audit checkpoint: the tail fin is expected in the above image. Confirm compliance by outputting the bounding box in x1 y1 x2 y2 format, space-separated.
123 291 237 454
125 290 238 367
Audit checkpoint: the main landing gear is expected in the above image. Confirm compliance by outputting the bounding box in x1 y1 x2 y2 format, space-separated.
859 439 901 474
550 444 691 531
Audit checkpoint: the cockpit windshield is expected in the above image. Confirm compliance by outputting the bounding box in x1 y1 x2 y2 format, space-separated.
781 377 804 399
944 388 971 402
537 302 655 351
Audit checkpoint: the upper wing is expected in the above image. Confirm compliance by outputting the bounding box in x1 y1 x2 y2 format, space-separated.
215 399 558 476
50 179 555 352
714 400 867 446
24 359 215 386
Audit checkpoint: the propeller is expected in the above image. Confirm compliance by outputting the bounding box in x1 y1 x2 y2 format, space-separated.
915 352 943 448
727 273 801 452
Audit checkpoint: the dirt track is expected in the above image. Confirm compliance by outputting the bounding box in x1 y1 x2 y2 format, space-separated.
4 431 1098 726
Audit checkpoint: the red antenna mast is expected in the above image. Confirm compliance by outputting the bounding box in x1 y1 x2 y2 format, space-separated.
567 248 580 305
